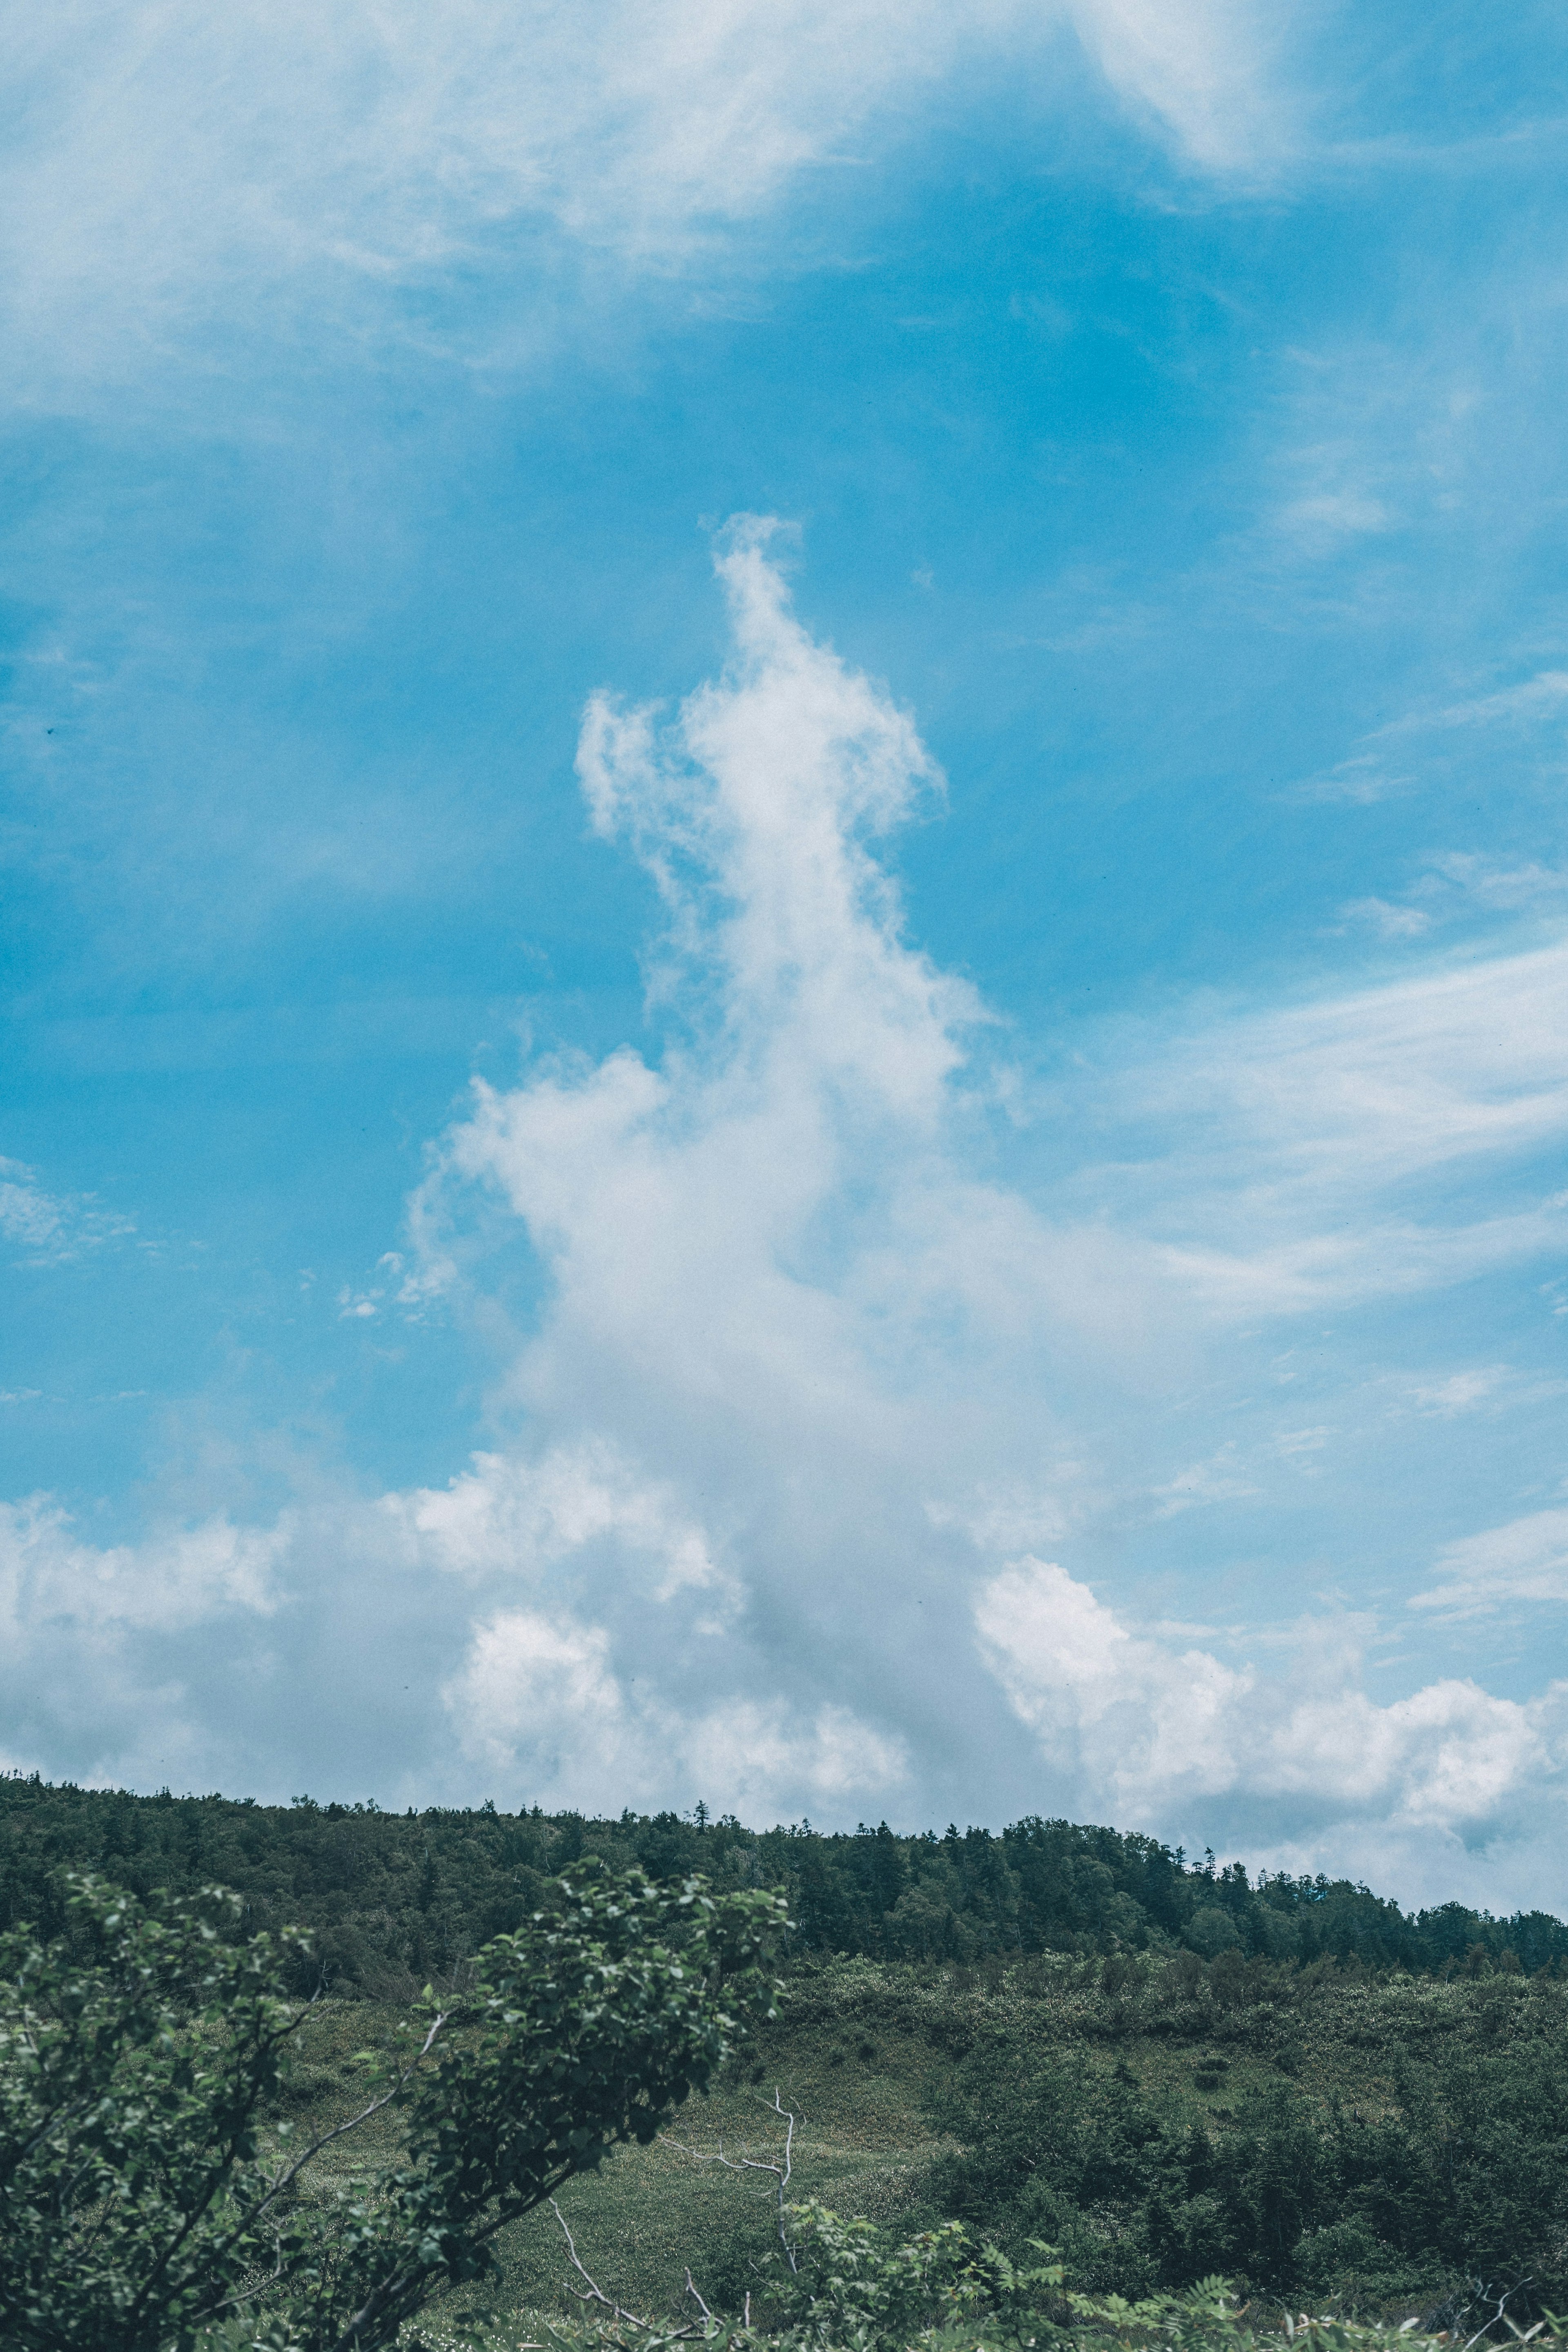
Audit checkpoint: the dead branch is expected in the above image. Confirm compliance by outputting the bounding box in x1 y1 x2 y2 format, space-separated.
661 2088 800 2274
548 2197 714 2342
1462 2281 1535 2352
684 2270 714 2322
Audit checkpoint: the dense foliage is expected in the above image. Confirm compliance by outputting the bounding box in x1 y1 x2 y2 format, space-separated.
0 1863 785 2352
3 1775 1563 1994
929 2009 1568 2307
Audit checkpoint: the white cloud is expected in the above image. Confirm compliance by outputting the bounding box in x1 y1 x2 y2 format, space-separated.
444 1610 906 1813
1276 486 1390 548
1426 853 1568 911
977 1556 1250 1798
978 1554 1568 1861
388 1439 739 1621
1285 755 1417 805
9 526 1568 1905
445 1609 628 1783
0 1157 135 1264
1332 860 1568 945
0 1496 284 1638
1152 1445 1258 1516
1407 1366 1508 1416
388 527 1568 1874
0 0 1293 401
1412 1507 1568 1621
0 1496 288 1789
1382 670 1568 736
1064 0 1294 173
1338 896 1433 940
1079 938 1568 1314
1285 665 1568 809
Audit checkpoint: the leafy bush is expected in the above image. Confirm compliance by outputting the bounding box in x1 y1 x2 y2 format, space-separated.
0 1863 785 2351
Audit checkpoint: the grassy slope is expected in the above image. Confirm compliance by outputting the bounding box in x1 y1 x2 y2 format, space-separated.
264 1955 1565 2342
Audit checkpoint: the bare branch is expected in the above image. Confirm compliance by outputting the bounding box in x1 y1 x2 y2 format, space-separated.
661 2087 798 2274
1463 2280 1532 2352
247 2009 450 2228
685 2270 714 2322
548 2200 715 2343
550 2197 656 2333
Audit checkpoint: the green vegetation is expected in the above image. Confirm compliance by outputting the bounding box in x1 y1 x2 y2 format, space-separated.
0 1864 785 2350
591 1953 1568 2323
107 1938 1566 2344
4 1774 1563 1987
5 1777 1568 2350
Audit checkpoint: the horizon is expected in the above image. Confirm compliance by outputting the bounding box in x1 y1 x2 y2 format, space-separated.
4 2 1568 1918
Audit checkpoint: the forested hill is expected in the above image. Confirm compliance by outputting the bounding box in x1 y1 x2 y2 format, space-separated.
2 1772 1564 1995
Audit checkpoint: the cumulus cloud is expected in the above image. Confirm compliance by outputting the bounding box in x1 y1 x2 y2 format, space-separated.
445 1610 905 1815
388 1439 739 1621
0 1495 283 1634
0 1497 287 1787
7 526 1568 1908
0 0 1292 400
376 525 1568 1892
978 1555 1561 1830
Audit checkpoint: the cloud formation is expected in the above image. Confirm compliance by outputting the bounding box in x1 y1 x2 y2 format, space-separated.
1413 1508 1568 1621
979 1557 1567 1857
0 1158 135 1265
390 529 1568 1896
0 0 1290 401
6 528 1568 1913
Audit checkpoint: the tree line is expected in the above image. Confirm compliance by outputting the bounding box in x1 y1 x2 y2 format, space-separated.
3 1772 1561 1993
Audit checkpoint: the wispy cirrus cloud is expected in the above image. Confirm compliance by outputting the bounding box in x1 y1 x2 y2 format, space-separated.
0 1158 135 1265
0 0 1296 405
1051 936 1568 1321
1287 671 1568 806
1337 856 1568 944
1412 1506 1568 1622
1380 670 1568 735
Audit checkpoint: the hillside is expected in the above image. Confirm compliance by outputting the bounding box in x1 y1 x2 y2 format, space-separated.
7 1774 1568 2339
249 1949 1568 2339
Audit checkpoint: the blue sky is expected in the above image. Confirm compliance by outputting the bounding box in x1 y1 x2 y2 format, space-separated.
4 0 1568 1908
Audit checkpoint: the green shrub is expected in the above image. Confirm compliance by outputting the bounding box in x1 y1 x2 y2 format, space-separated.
927 2021 1568 2309
0 1864 785 2351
